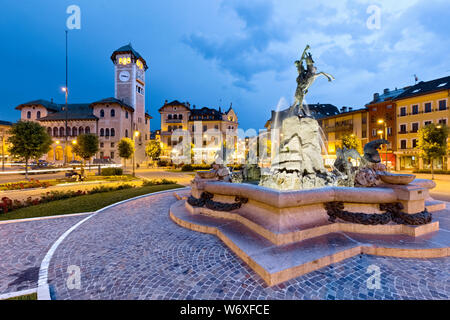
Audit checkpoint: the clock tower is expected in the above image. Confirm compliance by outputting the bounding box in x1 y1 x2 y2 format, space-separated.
111 44 149 162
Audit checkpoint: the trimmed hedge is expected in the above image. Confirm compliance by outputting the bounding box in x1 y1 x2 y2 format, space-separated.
101 167 123 176
412 169 450 175
181 164 212 171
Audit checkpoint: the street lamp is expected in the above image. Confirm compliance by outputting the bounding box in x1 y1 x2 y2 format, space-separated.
132 130 140 177
377 119 389 171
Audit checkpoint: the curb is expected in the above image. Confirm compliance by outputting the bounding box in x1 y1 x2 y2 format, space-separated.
0 212 92 225
37 186 188 300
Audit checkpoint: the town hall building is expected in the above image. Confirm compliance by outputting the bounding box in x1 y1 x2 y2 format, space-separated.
15 44 151 164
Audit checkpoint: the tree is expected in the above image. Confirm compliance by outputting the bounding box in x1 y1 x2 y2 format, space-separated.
417 124 448 180
145 140 161 162
118 138 134 169
72 134 99 175
7 121 52 180
341 133 362 154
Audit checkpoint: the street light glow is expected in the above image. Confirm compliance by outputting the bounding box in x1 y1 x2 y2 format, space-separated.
377 119 384 124
134 131 140 137
72 140 77 145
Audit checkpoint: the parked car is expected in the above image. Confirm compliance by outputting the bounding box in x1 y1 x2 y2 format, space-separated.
30 160 49 169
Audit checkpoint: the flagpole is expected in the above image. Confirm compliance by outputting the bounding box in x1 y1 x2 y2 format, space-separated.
64 30 69 165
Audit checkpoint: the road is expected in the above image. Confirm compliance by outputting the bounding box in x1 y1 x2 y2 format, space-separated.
412 173 450 202
0 168 448 201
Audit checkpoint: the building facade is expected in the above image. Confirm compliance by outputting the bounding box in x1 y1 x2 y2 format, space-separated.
15 44 151 164
319 107 369 165
0 120 12 167
158 100 238 163
394 76 450 171
365 87 406 169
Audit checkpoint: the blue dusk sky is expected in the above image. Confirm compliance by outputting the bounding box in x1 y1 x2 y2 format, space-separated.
0 0 449 131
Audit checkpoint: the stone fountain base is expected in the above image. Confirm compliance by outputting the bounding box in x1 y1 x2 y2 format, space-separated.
170 179 450 286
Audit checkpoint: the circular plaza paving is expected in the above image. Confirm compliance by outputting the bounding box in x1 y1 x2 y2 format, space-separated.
46 190 450 300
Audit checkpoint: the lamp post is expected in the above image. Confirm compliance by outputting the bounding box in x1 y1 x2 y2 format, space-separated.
377 119 388 171
132 130 140 177
62 30 69 166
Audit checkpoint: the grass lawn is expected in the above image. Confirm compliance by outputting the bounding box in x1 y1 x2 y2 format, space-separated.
0 184 183 221
3 292 37 300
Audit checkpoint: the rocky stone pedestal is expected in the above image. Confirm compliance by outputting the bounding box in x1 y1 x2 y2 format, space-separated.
260 115 337 190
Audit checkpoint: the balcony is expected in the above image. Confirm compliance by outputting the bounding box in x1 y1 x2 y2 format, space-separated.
165 119 183 123
398 130 408 134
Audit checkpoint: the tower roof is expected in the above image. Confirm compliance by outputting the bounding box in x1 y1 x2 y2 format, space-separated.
111 43 148 70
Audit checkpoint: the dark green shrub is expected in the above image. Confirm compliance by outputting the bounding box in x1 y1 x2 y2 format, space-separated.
101 167 123 176
142 179 176 186
181 164 193 171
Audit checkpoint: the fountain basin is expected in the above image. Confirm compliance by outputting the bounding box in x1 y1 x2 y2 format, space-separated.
195 170 217 179
379 172 416 185
170 179 449 286
187 179 440 246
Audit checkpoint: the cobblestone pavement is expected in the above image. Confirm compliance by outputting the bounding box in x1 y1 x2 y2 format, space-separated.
0 215 89 294
47 192 450 300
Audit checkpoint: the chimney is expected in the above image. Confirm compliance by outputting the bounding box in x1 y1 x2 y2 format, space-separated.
341 106 347 113
373 92 379 101
384 88 389 94
164 99 168 104
349 107 353 112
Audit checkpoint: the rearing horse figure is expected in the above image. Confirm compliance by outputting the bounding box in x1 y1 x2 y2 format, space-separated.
293 45 335 116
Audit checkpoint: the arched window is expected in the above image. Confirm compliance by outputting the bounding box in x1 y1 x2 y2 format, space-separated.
53 127 58 137
100 109 105 117
59 127 64 137
66 127 71 136
174 114 178 119
125 129 129 138
111 128 115 137
72 127 77 136
168 114 172 120
105 128 110 137
100 128 104 136
179 114 183 119
85 127 90 134
111 109 115 117
79 127 84 135
27 111 31 119
47 127 52 136
37 111 41 119
125 111 129 119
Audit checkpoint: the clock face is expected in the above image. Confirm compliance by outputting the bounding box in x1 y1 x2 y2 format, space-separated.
119 71 130 82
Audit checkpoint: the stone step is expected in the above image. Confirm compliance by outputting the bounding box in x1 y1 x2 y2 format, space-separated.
425 200 446 212
170 199 450 286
